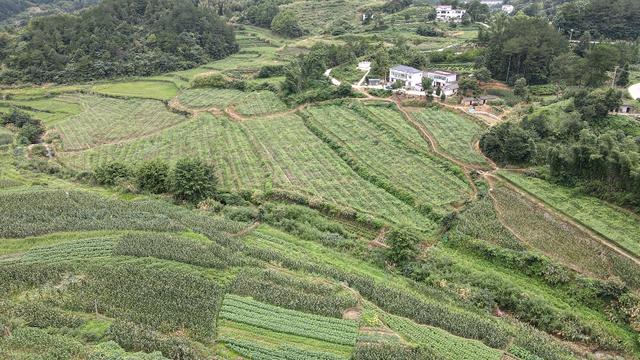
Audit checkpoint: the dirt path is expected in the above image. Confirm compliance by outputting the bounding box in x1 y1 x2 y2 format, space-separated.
231 221 261 237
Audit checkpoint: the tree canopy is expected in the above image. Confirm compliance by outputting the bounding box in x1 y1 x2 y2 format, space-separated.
0 0 238 84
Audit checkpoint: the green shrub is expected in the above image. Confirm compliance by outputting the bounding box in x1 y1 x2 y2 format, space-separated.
89 341 166 360
0 132 12 145
108 321 204 360
94 161 133 186
257 65 285 78
173 158 218 203
136 160 170 194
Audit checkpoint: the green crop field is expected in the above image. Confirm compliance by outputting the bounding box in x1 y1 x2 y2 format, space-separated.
410 107 489 166
303 102 471 211
176 88 287 115
383 313 503 360
92 81 179 101
490 183 640 287
499 171 640 258
52 94 187 151
243 113 436 229
59 114 265 191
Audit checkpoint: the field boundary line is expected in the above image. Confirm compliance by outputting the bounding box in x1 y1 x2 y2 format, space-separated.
491 172 640 266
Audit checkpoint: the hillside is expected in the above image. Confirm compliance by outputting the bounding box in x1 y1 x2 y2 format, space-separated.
0 0 238 84
1 2 640 360
0 0 99 25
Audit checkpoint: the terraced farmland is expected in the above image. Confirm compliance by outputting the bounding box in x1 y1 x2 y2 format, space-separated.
243 113 436 229
176 88 288 115
490 182 640 287
304 103 471 211
383 313 503 360
53 94 187 151
499 171 640 258
92 80 179 101
60 114 265 191
219 295 357 359
410 107 489 166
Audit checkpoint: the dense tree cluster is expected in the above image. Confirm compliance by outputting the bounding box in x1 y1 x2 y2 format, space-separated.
94 158 218 203
0 0 98 24
478 13 568 85
0 0 238 84
241 0 280 28
555 0 640 41
1 110 44 145
481 89 639 208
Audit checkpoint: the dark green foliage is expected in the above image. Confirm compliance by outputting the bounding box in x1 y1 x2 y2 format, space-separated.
108 320 204 360
231 269 357 318
380 0 413 14
513 77 528 97
0 0 237 84
14 301 85 329
555 0 640 41
416 25 442 37
479 14 567 84
136 160 170 194
480 122 535 165
1 110 44 144
385 225 422 266
242 0 280 28
94 161 133 186
271 11 305 38
256 64 285 78
172 158 217 203
616 63 630 87
353 343 437 360
574 88 623 123
113 233 231 269
0 326 85 360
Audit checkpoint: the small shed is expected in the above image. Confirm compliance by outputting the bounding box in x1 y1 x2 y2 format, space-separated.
461 95 498 106
358 61 372 71
368 78 381 86
618 103 635 114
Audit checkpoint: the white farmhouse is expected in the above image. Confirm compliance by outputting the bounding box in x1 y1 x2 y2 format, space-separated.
389 65 423 90
424 70 459 96
436 5 466 23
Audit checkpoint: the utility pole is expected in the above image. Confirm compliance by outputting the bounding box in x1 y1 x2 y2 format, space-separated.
611 66 619 88
569 28 574 42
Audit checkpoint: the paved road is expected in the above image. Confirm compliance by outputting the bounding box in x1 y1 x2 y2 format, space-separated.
629 82 640 100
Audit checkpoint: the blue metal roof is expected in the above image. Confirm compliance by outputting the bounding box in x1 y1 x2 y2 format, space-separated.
390 65 422 74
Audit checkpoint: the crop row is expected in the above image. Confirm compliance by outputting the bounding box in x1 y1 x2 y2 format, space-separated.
304 103 470 209
113 232 232 269
220 295 358 346
242 113 434 229
60 114 266 191
411 107 489 166
231 268 357 318
499 171 640 257
176 88 287 116
54 94 186 151
66 259 224 337
21 237 116 265
221 337 346 360
491 184 640 288
383 313 503 360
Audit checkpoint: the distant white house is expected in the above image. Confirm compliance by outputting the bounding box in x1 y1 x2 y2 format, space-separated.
436 5 466 23
425 70 459 96
480 0 502 6
389 65 423 90
501 5 514 13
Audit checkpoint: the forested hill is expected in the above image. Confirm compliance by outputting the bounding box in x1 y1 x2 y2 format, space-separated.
0 0 238 84
0 0 99 25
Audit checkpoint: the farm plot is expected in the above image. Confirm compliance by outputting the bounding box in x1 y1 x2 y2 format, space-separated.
53 94 187 151
60 114 266 191
177 88 287 116
20 237 116 265
499 171 640 258
410 107 489 166
235 91 288 116
490 183 640 287
304 104 471 210
176 88 244 109
218 295 356 359
92 80 179 101
243 113 436 229
383 313 503 360
0 97 83 125
280 0 366 34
